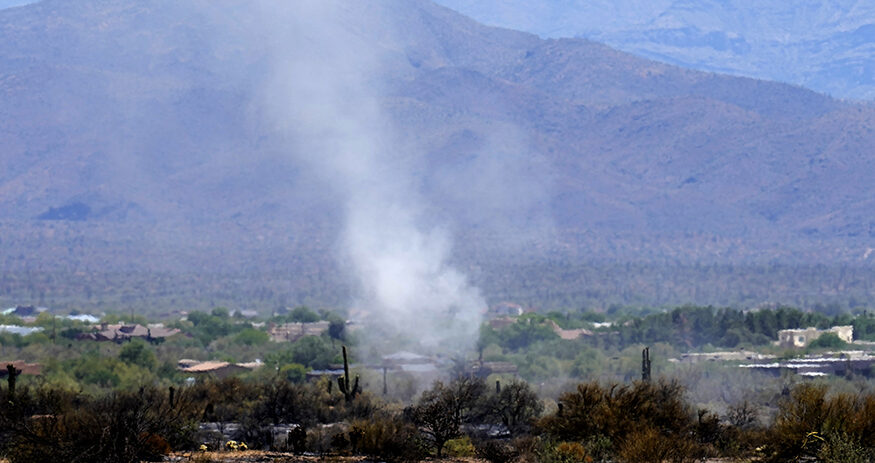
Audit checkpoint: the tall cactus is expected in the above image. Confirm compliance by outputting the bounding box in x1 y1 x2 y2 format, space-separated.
6 364 21 401
642 347 652 382
337 345 360 402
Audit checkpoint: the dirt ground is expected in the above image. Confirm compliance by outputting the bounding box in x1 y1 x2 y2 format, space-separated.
163 451 484 463
0 452 747 463
161 452 746 463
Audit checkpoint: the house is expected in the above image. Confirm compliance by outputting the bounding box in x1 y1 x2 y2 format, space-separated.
0 325 44 336
470 361 518 378
2 305 47 318
488 302 525 318
671 350 776 364
741 351 875 378
78 323 181 343
547 320 593 340
777 326 853 348
306 368 346 381
178 359 263 379
267 321 330 342
65 314 100 323
380 351 442 373
2 305 48 323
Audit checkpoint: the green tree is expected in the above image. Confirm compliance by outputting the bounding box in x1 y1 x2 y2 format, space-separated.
233 328 269 346
279 363 308 383
809 332 847 349
289 306 320 323
118 339 156 370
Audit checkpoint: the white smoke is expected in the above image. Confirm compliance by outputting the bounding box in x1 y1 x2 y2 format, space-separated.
256 0 486 352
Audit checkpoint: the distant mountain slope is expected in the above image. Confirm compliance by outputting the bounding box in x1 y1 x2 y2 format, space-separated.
433 0 875 100
0 0 874 310
0 0 36 9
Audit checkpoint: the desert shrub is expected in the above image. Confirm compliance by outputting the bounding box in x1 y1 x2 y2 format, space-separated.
233 415 274 450
475 438 520 463
540 379 693 443
580 434 612 463
817 432 872 463
766 383 858 462
306 423 349 456
695 409 721 446
537 440 591 463
848 393 875 448
727 400 760 430
407 376 486 457
250 380 313 426
349 414 425 462
480 379 544 436
716 400 767 458
539 379 706 462
3 386 197 463
445 435 476 457
617 427 698 463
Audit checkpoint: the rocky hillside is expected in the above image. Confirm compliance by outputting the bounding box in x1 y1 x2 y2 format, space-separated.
434 0 875 100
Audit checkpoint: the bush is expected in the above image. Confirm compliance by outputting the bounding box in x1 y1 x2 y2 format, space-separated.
817 432 872 463
809 332 847 349
445 435 476 457
2 386 197 463
350 415 427 462
617 427 698 463
764 383 875 462
407 376 486 457
475 438 520 463
540 379 693 444
539 379 706 462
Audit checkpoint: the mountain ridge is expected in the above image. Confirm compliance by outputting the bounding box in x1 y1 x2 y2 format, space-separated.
1 0 874 310
433 0 875 100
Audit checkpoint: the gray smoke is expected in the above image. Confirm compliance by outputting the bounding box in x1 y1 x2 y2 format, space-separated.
256 0 486 352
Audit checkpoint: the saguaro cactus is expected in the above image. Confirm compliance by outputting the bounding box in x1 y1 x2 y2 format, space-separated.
337 345 360 402
6 364 21 401
642 347 652 382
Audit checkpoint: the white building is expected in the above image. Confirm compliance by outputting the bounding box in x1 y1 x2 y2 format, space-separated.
777 325 853 348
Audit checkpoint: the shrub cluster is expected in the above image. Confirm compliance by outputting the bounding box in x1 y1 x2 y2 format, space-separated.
9 373 875 462
765 383 875 462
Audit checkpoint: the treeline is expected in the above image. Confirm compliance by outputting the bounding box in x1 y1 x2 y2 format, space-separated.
482 306 875 355
608 305 875 350
2 373 875 462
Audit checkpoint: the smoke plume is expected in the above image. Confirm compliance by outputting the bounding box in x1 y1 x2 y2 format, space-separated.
257 0 486 353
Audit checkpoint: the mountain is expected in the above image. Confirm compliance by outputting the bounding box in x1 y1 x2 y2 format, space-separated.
433 0 875 100
0 1 34 9
1 0 874 310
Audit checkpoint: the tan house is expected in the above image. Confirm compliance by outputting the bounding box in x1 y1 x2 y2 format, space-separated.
178 359 263 378
777 326 853 348
267 321 330 342
547 320 593 340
